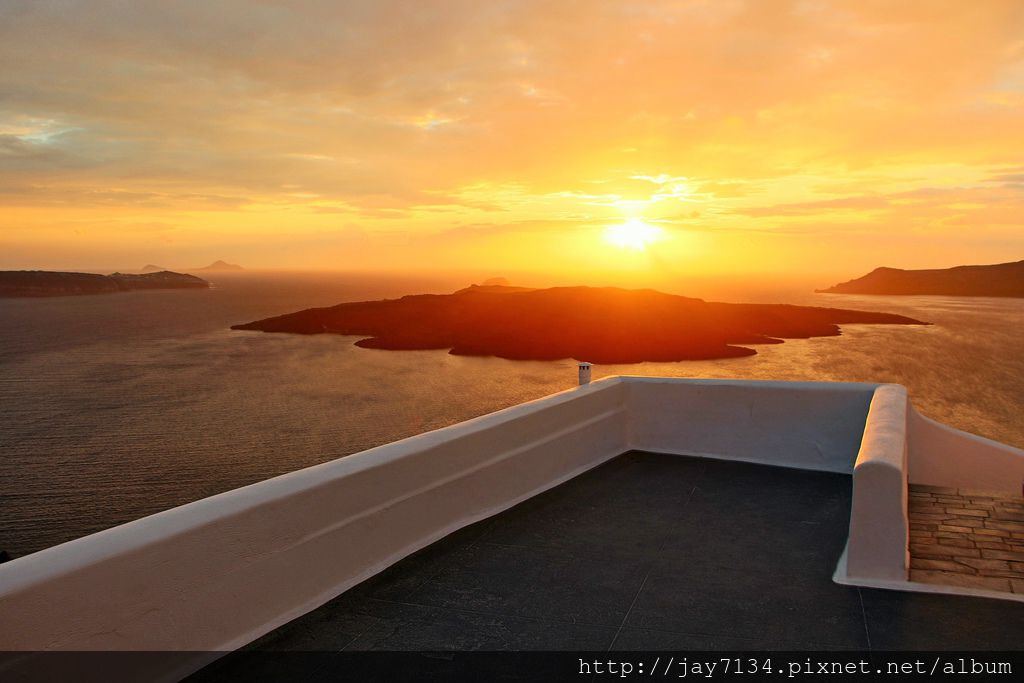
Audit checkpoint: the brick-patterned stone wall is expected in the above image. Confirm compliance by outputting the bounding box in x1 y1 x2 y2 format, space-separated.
909 485 1024 594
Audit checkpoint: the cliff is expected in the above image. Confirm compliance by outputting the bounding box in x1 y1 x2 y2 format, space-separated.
818 260 1024 297
0 270 210 297
108 271 210 290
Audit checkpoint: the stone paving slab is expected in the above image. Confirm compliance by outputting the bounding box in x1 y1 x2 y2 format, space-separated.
908 484 1024 594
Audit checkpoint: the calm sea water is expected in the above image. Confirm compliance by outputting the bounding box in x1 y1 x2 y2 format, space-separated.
1 272 1022 559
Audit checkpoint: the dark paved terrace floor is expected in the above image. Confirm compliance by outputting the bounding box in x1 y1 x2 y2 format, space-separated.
196 451 1024 676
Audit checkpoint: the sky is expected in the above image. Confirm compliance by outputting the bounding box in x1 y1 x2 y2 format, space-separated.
1 0 1023 283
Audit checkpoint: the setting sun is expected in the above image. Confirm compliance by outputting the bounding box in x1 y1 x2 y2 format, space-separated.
604 219 664 251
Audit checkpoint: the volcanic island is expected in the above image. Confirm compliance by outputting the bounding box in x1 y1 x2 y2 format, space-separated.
231 285 928 364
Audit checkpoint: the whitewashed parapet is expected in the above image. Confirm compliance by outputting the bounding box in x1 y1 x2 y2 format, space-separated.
624 377 877 473
845 384 910 582
908 409 1024 496
5 374 1023 682
0 378 629 669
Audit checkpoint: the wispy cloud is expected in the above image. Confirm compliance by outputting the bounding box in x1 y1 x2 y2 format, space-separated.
0 0 1022 272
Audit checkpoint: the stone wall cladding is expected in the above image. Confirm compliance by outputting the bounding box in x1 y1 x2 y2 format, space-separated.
908 484 1024 594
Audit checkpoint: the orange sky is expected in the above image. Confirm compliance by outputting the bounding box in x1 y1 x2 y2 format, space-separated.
1 0 1023 282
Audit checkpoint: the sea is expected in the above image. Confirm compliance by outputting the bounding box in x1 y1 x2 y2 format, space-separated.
1 271 1022 559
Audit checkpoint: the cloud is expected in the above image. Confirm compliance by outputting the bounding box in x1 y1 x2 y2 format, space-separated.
0 0 1022 269
0 184 251 209
739 195 892 217
989 173 1024 186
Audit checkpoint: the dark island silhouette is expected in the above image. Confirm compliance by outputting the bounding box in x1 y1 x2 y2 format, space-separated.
232 285 928 363
0 270 210 297
818 260 1024 297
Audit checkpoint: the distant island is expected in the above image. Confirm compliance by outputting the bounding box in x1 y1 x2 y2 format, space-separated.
818 260 1024 297
137 260 243 273
0 270 210 297
232 285 928 363
193 260 244 272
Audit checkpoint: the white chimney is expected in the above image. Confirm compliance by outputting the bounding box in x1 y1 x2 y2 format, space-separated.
578 362 592 386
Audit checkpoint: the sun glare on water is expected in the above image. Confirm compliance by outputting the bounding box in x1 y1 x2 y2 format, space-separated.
604 218 664 251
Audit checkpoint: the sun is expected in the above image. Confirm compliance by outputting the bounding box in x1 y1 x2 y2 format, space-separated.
604 218 663 250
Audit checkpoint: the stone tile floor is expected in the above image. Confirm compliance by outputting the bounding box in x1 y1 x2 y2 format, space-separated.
192 453 1024 681
908 484 1024 594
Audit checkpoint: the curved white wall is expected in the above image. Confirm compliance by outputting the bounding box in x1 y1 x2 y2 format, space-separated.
838 386 1024 596
845 384 909 582
908 409 1024 495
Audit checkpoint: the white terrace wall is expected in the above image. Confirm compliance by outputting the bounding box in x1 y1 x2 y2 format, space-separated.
838 384 1024 590
845 384 909 582
0 379 629 675
3 375 1022 681
907 409 1024 496
625 377 877 473
0 377 882 669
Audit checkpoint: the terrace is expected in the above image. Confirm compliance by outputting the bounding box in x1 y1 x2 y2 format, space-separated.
197 453 1023 670
2 377 1023 682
